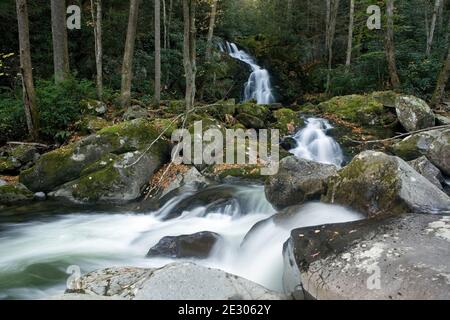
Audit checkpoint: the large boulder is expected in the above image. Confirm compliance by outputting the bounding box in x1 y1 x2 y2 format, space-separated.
123 105 148 121
283 214 450 300
265 156 338 210
19 119 170 203
272 108 304 136
0 183 34 205
324 151 450 217
408 156 445 190
69 263 285 300
395 95 435 132
146 232 221 259
391 129 450 175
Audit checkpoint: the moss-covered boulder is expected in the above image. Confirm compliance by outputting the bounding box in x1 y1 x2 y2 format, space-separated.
236 113 265 129
76 115 111 134
390 129 450 175
272 108 304 136
236 101 270 120
317 93 396 126
324 151 450 217
0 157 20 173
123 105 148 121
151 118 179 138
395 95 435 132
80 99 107 115
20 119 170 199
0 183 34 205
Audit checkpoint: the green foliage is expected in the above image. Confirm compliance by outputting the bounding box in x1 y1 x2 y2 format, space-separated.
0 93 27 144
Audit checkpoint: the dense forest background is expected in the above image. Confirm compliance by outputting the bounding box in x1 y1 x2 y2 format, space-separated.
1 0 449 143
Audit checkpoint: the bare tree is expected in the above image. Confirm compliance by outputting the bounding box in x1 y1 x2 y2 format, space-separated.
90 0 103 100
325 0 340 93
16 0 39 140
51 0 69 83
385 0 401 89
426 0 443 56
431 47 450 107
183 0 197 110
120 0 141 108
205 0 218 61
346 0 355 67
155 0 161 105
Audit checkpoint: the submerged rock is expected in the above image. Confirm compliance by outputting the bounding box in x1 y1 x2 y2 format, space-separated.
265 156 338 210
391 128 450 175
20 119 170 203
408 156 445 190
395 95 435 132
70 263 285 300
283 214 450 300
324 151 450 217
146 231 221 259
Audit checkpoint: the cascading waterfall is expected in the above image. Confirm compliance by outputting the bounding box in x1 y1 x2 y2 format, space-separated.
220 41 275 105
0 185 362 299
290 117 344 167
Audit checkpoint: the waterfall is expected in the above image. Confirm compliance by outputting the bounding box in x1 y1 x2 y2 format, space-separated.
290 117 344 167
221 41 275 105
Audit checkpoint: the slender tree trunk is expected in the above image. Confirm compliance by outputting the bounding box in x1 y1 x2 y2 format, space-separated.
51 0 69 83
91 0 103 100
163 0 167 50
183 0 196 110
120 0 140 108
426 0 442 56
431 47 450 107
385 0 400 89
346 0 355 67
16 0 39 140
155 0 161 105
325 0 339 93
167 0 173 50
205 0 218 61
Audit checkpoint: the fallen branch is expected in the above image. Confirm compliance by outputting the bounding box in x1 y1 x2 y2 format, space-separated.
345 124 450 144
6 141 50 148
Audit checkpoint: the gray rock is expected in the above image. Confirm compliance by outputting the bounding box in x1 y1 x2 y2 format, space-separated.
435 114 450 125
161 166 208 198
391 129 450 175
236 112 265 129
123 105 148 121
0 183 34 205
73 263 285 300
283 214 450 300
395 95 435 132
324 151 450 217
81 99 107 115
408 156 445 190
265 156 338 210
146 232 222 259
0 179 6 187
34 192 46 200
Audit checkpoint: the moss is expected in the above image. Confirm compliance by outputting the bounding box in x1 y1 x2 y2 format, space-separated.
0 157 18 172
390 135 423 160
371 91 398 108
80 153 119 177
216 165 266 182
235 113 265 129
76 115 110 134
272 108 304 135
318 94 394 126
151 118 179 138
0 183 34 204
236 101 270 119
166 100 186 114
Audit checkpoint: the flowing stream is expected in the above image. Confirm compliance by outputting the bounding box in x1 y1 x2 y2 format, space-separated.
220 41 275 104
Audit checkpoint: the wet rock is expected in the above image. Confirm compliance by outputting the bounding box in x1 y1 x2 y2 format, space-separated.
391 128 450 175
265 156 338 210
272 108 304 136
324 151 450 217
395 95 435 132
0 183 34 205
280 137 298 151
9 144 39 164
236 112 265 129
146 232 221 259
123 105 148 121
161 166 208 198
283 214 450 300
408 156 445 190
34 192 46 200
73 263 285 300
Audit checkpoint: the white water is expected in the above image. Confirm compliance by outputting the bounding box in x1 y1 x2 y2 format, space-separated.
0 185 363 299
291 117 344 167
220 41 275 104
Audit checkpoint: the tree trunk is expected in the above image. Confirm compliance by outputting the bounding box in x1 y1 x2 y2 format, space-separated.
120 0 140 109
345 0 355 67
91 0 103 100
426 0 442 56
385 0 400 89
183 0 196 110
431 47 450 107
325 0 340 93
167 0 173 50
163 0 167 50
205 0 218 61
155 0 161 105
51 0 69 83
16 0 39 140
